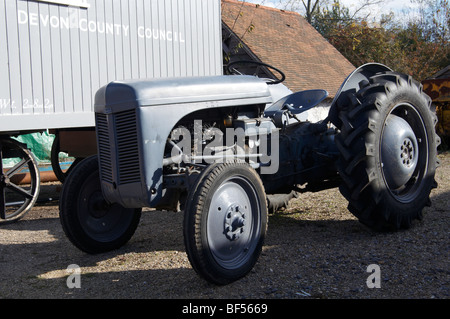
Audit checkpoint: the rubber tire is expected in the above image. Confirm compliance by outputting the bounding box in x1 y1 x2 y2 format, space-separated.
59 155 141 254
335 72 440 231
183 162 268 285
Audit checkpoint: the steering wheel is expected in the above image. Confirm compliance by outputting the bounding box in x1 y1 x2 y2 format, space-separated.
226 60 286 85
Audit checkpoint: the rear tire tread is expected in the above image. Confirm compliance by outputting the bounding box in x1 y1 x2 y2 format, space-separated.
336 72 439 231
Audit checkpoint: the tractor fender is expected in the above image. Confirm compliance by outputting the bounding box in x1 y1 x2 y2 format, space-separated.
328 63 393 127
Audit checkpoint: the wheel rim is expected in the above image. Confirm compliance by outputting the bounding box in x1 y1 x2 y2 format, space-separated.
1 139 40 221
206 176 261 270
380 103 429 202
78 171 136 243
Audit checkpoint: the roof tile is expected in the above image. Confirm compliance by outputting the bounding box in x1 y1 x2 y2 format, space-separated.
222 0 355 96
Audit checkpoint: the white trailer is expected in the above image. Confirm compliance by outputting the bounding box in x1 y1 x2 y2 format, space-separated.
0 0 223 222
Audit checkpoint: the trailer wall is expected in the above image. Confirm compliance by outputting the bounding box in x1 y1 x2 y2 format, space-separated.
0 0 223 133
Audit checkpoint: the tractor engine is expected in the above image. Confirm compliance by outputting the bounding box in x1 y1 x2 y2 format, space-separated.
164 109 340 196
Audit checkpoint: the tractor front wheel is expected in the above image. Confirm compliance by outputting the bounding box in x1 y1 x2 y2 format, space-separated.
59 156 141 254
183 162 268 285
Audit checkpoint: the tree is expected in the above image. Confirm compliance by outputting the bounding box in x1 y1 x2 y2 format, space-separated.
236 0 448 80
277 0 384 23
302 0 321 23
410 0 449 42
381 0 449 79
280 0 322 23
310 0 449 80
310 0 352 38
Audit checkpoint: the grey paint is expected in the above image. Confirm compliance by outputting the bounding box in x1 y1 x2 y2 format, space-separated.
0 0 222 133
94 75 273 208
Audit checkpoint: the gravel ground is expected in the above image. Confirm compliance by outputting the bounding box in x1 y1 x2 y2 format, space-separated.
0 152 448 300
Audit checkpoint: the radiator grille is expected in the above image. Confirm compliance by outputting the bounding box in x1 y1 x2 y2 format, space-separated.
96 113 113 184
115 110 141 184
95 110 141 185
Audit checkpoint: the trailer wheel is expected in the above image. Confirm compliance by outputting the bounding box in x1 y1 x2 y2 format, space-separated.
183 162 268 285
59 156 141 254
336 72 440 231
0 137 40 224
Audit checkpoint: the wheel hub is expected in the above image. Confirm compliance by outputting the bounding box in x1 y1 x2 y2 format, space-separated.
400 138 415 168
88 191 110 219
381 114 419 189
224 204 246 241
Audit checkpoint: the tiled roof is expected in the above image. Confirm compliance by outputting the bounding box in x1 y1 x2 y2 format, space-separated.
222 0 355 96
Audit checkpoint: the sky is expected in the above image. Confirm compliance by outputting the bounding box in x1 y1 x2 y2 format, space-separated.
340 0 419 19
243 0 419 21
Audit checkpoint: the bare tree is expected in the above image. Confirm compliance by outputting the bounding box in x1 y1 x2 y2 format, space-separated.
301 0 321 23
347 0 386 21
278 0 324 23
276 0 386 23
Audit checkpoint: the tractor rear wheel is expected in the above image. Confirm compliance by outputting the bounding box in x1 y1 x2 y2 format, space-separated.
336 72 440 231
